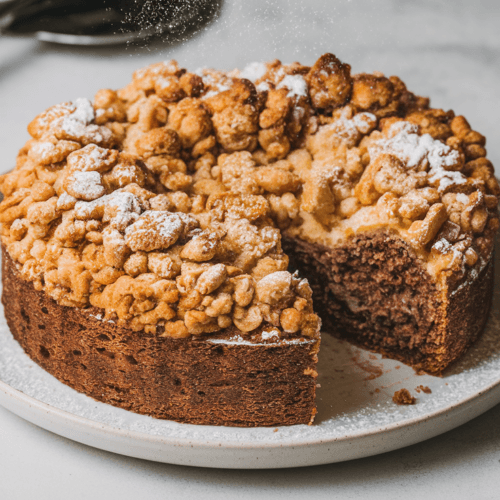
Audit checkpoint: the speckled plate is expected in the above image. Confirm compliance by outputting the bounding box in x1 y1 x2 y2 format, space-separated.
0 252 500 470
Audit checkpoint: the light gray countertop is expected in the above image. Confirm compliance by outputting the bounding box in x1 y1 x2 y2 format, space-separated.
1 1 500 498
2 402 500 500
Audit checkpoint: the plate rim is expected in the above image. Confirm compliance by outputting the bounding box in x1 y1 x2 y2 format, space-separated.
1 345 500 451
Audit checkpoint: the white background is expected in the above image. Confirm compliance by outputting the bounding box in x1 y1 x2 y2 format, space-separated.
1 0 500 498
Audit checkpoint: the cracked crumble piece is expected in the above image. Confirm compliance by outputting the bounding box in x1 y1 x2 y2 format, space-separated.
393 388 417 405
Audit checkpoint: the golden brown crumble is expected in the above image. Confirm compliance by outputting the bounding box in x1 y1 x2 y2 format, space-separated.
415 385 432 394
0 53 498 338
393 388 417 405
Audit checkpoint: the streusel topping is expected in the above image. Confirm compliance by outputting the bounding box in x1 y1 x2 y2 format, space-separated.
1 53 497 336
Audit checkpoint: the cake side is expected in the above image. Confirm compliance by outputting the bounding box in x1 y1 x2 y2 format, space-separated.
436 250 494 373
283 230 493 374
2 247 319 426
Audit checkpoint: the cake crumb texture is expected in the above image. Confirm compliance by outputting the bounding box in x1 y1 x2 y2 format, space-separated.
392 388 416 405
283 231 494 373
415 385 432 394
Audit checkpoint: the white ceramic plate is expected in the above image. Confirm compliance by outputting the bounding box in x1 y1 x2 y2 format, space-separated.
1 253 500 469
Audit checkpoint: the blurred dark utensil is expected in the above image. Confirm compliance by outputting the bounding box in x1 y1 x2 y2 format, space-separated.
0 0 215 45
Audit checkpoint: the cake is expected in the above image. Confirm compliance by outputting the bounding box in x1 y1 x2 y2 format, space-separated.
0 54 497 426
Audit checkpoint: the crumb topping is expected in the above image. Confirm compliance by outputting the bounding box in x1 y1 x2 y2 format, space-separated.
0 53 498 337
392 388 417 405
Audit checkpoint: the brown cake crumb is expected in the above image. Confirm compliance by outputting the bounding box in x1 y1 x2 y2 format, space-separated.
392 388 416 405
415 385 432 394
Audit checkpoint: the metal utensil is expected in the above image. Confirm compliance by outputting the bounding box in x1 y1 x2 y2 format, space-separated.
0 0 216 46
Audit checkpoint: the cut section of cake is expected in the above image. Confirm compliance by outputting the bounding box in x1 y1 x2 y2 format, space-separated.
281 119 497 373
0 53 497 426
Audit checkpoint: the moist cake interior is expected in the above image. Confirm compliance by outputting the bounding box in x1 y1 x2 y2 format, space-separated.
284 231 440 361
284 230 493 373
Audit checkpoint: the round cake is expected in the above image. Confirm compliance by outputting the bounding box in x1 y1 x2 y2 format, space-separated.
0 54 497 426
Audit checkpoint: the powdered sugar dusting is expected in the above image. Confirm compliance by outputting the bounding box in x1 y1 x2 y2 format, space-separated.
432 238 465 272
36 102 74 129
277 74 308 98
56 192 77 210
238 62 267 82
69 144 112 172
195 68 232 99
207 334 312 346
456 193 470 205
326 108 377 145
30 141 55 161
161 60 178 73
372 121 466 193
67 171 105 200
225 218 279 264
127 211 182 240
428 168 466 192
257 271 291 288
60 98 95 136
256 81 270 92
74 190 141 227
59 98 112 144
155 77 175 91
123 210 198 252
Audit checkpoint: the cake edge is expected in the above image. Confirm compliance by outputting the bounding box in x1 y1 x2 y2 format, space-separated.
1 246 319 427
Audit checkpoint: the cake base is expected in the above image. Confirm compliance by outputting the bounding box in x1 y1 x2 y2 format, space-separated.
283 230 494 374
1 248 318 427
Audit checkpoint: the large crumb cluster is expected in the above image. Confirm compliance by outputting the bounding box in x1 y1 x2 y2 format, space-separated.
0 53 497 337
